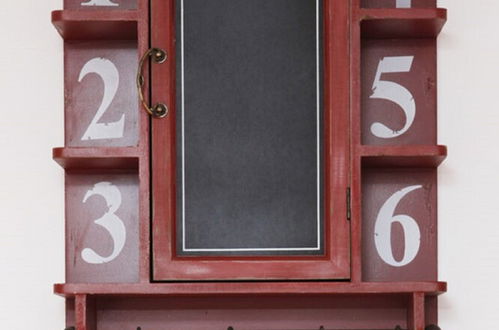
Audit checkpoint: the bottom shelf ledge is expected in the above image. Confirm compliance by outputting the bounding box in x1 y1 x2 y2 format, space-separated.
61 284 443 330
54 281 447 298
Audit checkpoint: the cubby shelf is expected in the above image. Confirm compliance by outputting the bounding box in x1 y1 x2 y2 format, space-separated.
53 146 141 171
51 10 138 40
54 281 447 298
359 8 447 38
360 145 447 168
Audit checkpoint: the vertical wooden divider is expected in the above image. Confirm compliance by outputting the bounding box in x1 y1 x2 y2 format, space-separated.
136 0 151 284
408 292 426 330
350 0 363 283
75 294 96 330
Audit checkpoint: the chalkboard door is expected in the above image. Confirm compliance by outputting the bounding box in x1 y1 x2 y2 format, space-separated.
151 0 350 280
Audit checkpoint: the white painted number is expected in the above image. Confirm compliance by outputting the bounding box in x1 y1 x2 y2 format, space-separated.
370 56 415 139
374 185 422 267
396 0 411 8
81 0 119 6
79 58 125 141
81 182 126 264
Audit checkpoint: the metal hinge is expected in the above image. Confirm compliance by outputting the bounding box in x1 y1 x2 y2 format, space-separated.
346 187 351 221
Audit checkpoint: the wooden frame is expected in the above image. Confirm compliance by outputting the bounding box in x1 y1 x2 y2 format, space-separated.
151 0 351 281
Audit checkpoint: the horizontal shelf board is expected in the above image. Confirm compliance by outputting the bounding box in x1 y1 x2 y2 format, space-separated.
54 281 447 298
360 145 447 168
52 10 138 40
359 8 447 38
53 147 140 171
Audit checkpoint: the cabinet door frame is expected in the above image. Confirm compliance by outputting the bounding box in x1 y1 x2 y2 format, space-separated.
151 0 350 281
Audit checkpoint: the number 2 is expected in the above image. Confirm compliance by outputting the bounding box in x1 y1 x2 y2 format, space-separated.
396 0 411 8
81 182 126 264
81 0 119 6
79 58 125 141
374 185 422 267
370 56 415 139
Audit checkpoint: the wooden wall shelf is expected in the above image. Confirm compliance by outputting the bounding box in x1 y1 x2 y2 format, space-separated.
359 8 447 38
51 1 447 328
360 145 447 168
54 281 447 298
52 10 138 40
53 147 140 171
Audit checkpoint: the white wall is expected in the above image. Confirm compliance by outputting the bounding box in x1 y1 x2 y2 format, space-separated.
0 0 496 328
0 0 66 328
438 0 499 328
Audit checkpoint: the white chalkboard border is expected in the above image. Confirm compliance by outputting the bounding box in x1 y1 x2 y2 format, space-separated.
180 0 322 253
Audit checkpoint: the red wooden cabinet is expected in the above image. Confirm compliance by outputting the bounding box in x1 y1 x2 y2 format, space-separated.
52 0 448 329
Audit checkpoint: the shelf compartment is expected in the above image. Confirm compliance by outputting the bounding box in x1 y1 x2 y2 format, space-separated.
53 147 140 171
72 294 420 330
361 38 437 146
360 145 447 168
361 168 438 282
359 8 447 38
64 40 139 147
52 10 138 40
54 281 447 297
65 172 140 283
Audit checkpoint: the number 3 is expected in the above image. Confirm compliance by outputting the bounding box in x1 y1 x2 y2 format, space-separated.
81 0 119 6
81 182 126 264
374 185 421 267
370 56 415 139
79 58 125 141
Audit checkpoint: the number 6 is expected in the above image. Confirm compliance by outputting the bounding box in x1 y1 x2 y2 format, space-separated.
370 56 415 139
374 185 422 267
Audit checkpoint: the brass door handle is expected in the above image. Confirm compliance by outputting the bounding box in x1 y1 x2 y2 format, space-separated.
137 47 168 118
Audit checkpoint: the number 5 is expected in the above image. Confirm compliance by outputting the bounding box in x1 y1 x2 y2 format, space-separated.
81 182 126 264
374 185 421 267
370 56 415 139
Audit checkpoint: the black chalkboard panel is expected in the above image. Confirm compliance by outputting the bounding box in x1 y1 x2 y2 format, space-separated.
176 0 323 256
